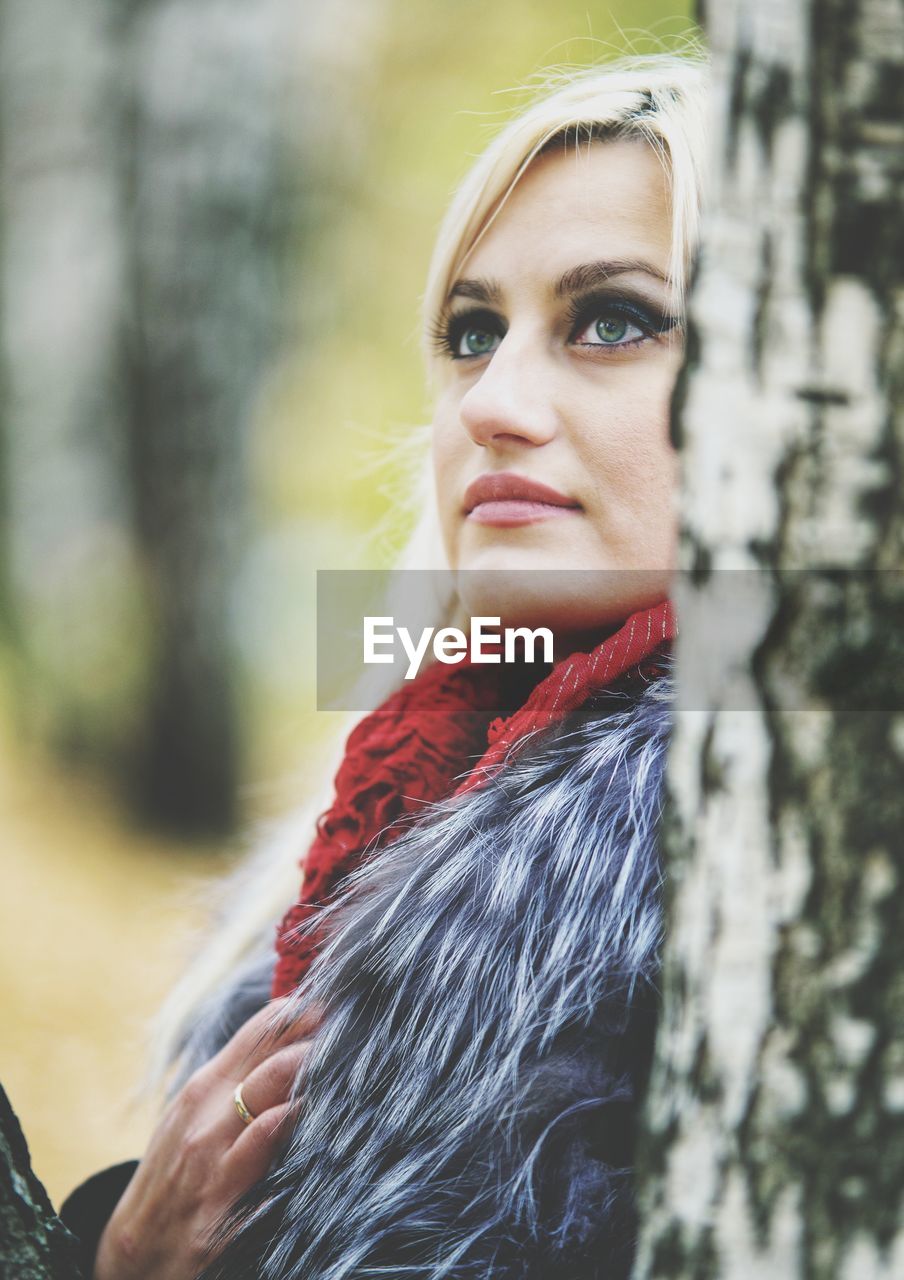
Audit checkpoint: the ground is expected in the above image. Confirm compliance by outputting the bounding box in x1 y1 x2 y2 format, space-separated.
0 721 230 1207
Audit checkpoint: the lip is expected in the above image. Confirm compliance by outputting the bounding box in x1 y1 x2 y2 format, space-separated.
463 472 582 527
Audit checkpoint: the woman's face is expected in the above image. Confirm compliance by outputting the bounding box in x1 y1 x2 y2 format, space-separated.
430 137 683 641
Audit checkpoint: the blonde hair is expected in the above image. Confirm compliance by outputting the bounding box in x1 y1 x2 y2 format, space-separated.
150 50 710 1084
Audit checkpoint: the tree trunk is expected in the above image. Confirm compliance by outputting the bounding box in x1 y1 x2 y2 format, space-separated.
124 0 295 834
0 0 295 834
0 1086 81 1280
634 1 904 1277
0 0 139 756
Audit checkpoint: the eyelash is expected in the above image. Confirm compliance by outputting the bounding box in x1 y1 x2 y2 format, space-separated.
428 293 678 362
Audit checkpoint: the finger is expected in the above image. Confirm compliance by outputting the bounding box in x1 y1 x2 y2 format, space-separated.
220 1102 300 1199
237 1041 313 1124
229 1001 323 1086
211 997 322 1082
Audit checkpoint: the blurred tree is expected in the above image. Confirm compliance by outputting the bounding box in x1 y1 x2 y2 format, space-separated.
0 1 136 755
123 0 296 834
635 0 904 1276
0 0 298 834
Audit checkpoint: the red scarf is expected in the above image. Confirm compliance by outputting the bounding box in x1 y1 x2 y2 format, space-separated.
272 599 677 997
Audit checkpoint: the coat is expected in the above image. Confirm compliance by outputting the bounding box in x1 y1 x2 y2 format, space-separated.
185 671 673 1280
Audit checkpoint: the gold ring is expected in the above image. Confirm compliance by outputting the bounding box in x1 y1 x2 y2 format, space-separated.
233 1081 256 1127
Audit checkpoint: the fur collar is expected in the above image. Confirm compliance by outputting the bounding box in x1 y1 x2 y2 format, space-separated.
196 675 672 1280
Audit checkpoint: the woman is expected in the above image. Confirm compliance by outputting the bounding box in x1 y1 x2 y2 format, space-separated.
66 50 709 1279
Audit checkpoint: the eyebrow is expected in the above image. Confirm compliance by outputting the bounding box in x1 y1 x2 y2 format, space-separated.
553 258 669 297
445 258 669 309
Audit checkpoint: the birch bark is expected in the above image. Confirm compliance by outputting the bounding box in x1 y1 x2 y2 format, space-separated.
634 0 904 1276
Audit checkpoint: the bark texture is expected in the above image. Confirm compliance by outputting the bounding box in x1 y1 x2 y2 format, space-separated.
634 1 904 1277
0 1086 81 1280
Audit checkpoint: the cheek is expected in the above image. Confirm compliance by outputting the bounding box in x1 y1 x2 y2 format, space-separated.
581 362 677 491
575 369 679 562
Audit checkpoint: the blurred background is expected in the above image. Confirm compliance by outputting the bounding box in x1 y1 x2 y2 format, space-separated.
0 0 695 1204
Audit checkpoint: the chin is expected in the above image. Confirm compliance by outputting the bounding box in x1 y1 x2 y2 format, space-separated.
455 560 673 638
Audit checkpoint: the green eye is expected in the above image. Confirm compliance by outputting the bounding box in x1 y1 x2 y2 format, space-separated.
462 327 498 356
595 315 629 344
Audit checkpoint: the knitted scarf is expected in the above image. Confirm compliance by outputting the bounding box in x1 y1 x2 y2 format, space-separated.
272 598 677 997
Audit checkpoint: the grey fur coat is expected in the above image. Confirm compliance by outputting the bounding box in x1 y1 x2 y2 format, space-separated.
188 673 671 1280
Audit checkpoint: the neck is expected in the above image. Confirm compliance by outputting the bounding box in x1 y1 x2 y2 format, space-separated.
551 623 624 663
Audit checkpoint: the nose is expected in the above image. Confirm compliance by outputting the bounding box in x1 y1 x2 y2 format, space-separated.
458 330 560 449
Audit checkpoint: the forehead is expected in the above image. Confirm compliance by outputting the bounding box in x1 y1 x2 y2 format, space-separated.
458 137 673 288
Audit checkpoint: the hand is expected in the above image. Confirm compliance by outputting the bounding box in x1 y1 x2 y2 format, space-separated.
93 997 319 1280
